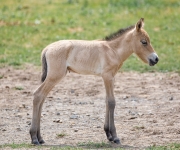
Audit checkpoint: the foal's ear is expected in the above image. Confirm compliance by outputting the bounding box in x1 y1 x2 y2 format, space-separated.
136 18 144 32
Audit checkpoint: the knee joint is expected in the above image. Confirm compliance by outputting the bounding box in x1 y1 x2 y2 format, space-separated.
107 100 116 109
33 92 44 105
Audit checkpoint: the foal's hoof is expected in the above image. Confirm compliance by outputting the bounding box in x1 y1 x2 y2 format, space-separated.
108 136 113 141
39 139 45 144
31 140 40 145
113 138 120 144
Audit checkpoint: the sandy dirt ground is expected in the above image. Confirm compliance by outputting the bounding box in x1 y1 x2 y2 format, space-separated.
0 65 180 149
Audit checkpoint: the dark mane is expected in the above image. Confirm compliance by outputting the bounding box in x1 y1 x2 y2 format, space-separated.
104 25 135 41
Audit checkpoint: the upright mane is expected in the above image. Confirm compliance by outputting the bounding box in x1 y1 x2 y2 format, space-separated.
104 25 135 41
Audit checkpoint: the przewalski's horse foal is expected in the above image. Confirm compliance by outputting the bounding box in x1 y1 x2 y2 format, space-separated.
30 18 159 145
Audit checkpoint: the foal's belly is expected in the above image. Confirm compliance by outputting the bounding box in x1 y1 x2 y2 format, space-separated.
67 61 102 76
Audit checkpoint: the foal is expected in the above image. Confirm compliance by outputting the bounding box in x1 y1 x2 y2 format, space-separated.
30 18 159 145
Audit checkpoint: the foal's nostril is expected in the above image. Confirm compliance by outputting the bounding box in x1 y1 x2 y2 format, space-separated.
155 57 159 63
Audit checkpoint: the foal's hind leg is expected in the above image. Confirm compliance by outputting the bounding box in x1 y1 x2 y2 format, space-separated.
30 64 67 145
30 80 59 145
36 101 45 144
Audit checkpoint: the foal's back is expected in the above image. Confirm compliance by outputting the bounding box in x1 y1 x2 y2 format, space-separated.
43 40 109 76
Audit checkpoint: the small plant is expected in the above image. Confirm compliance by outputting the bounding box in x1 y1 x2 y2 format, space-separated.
57 133 67 138
134 126 145 130
0 75 3 79
14 86 24 90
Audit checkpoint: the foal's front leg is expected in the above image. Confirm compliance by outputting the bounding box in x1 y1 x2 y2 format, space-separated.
103 75 120 144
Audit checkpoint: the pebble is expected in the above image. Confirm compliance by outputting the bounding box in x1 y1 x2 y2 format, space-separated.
148 112 154 115
169 97 173 101
26 121 31 125
19 105 23 108
43 113 46 116
128 110 137 116
17 128 21 131
56 112 60 115
128 116 137 120
22 104 26 108
123 95 129 99
71 122 76 126
2 129 6 131
16 113 23 118
79 102 83 104
74 129 78 132
70 89 75 93
138 113 144 116
53 119 63 123
131 98 138 102
70 115 78 119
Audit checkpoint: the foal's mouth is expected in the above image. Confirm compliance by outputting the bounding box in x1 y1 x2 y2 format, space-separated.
149 58 159 66
148 53 159 66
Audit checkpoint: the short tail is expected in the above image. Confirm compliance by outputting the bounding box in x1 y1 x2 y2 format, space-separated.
41 51 47 82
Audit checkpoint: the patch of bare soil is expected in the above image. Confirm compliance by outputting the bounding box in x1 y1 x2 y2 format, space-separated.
0 66 180 149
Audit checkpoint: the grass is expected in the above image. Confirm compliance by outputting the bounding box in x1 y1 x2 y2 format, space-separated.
147 143 180 150
0 0 180 72
0 143 33 149
1 142 180 150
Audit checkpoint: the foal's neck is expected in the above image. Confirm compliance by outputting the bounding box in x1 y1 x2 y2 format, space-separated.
107 33 133 64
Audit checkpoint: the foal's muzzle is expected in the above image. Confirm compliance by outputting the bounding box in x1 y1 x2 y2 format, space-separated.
148 53 159 66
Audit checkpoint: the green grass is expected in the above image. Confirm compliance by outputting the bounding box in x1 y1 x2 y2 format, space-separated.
0 143 33 149
1 142 180 150
147 143 180 150
14 86 24 90
0 0 180 72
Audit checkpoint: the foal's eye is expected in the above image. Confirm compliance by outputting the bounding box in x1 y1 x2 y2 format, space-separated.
141 40 147 46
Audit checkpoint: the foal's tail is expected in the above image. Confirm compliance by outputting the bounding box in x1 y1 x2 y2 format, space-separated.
41 51 47 82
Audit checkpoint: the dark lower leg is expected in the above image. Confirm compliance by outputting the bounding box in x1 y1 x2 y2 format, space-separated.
108 101 120 144
30 106 40 145
37 102 45 144
104 103 113 141
30 92 44 145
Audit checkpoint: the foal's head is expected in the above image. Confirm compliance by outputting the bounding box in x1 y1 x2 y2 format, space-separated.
131 18 159 66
